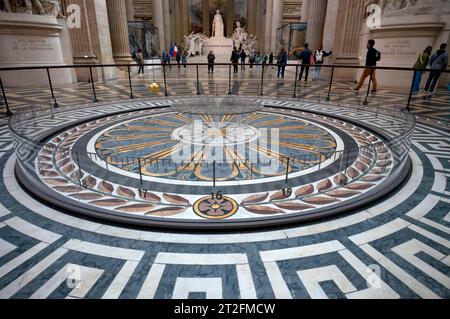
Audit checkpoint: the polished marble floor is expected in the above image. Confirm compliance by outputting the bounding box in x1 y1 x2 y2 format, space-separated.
0 65 448 299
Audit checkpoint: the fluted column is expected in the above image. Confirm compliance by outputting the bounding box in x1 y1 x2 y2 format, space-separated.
106 0 132 64
247 0 256 36
300 0 309 22
305 0 327 50
333 0 366 80
182 0 190 36
162 0 172 51
152 0 165 53
271 0 283 53
264 0 273 53
125 0 134 21
202 0 210 36
226 0 235 38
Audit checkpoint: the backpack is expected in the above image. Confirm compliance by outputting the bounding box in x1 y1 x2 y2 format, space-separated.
315 50 323 63
375 50 381 62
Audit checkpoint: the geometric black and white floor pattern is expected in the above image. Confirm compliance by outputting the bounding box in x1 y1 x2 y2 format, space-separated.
0 96 449 298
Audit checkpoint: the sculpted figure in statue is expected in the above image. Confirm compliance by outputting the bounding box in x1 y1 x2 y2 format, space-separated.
39 0 63 17
232 21 245 49
381 0 448 16
211 9 224 38
0 0 63 16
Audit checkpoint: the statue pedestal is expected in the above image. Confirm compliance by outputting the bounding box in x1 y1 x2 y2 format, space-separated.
0 12 75 88
205 36 233 62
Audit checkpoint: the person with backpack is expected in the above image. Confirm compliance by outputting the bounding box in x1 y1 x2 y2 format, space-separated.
207 51 215 74
425 43 448 95
412 46 432 94
277 48 288 78
136 48 144 77
312 45 332 81
352 39 381 93
297 43 312 81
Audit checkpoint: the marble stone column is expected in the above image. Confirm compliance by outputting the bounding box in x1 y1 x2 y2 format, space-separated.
264 0 273 53
331 0 366 81
152 0 165 53
300 0 309 22
305 0 327 50
106 0 132 64
125 0 134 21
226 0 235 38
202 0 210 36
271 0 283 53
182 0 190 38
247 0 256 36
162 0 172 51
256 0 265 51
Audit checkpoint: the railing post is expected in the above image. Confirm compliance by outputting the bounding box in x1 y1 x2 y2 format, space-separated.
213 160 216 188
46 68 59 108
285 157 290 184
196 64 200 95
326 66 334 101
127 65 134 99
293 65 299 98
363 67 372 106
162 63 168 96
0 77 12 116
228 64 232 95
138 157 143 185
406 70 415 111
89 66 98 102
260 64 265 96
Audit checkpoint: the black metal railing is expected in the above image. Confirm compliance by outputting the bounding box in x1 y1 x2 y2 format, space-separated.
1 62 449 117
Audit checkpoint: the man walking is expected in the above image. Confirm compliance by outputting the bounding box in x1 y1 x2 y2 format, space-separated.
425 43 448 95
352 39 381 93
298 43 312 81
312 45 332 81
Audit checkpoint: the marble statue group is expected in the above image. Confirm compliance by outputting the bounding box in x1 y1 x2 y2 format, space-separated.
184 32 208 57
0 0 64 17
184 9 257 57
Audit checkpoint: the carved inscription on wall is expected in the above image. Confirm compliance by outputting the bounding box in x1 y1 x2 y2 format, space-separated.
382 39 416 57
12 38 54 51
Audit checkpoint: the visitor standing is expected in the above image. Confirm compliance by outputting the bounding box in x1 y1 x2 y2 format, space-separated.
412 46 432 94
312 45 332 81
262 53 268 65
207 51 215 74
176 50 181 68
424 43 448 95
352 39 381 93
230 47 240 73
298 43 312 81
269 52 274 67
249 51 256 68
240 49 247 70
181 51 187 68
136 48 144 76
277 48 288 79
